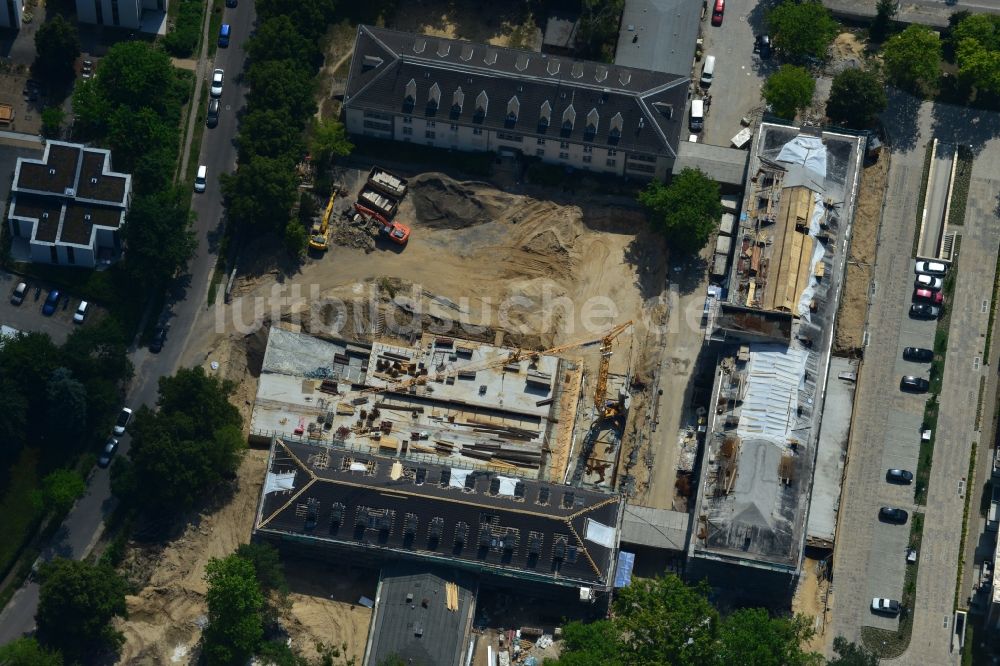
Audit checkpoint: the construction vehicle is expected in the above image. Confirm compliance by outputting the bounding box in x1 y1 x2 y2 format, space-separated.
366 166 408 199
358 187 398 218
353 203 410 246
308 191 335 251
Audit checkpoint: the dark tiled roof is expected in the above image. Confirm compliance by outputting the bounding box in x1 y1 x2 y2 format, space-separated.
346 26 689 157
17 143 81 195
256 439 623 588
9 195 63 242
75 151 127 203
60 204 123 245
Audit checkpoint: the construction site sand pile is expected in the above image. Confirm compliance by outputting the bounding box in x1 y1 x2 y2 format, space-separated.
409 173 498 228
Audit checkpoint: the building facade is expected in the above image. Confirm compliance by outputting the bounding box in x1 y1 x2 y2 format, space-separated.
0 0 21 29
344 26 689 181
75 0 166 31
7 141 131 268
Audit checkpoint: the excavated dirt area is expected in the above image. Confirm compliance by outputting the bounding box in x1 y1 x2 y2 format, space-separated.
834 149 889 355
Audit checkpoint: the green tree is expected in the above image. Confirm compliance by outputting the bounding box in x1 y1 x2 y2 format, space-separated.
763 65 816 120
767 1 839 62
221 155 298 232
0 637 63 666
107 106 176 173
157 366 242 433
70 79 111 138
543 620 622 666
247 60 317 122
0 377 28 465
883 25 941 92
41 107 64 138
124 189 197 290
255 0 336 40
716 609 821 666
203 555 265 666
235 542 287 594
310 118 353 166
578 0 625 61
869 0 897 43
953 15 1000 94
639 168 722 255
33 469 86 515
246 15 320 66
34 15 80 85
35 559 127 662
96 41 181 115
828 636 880 665
951 13 1000 52
45 367 87 446
826 68 887 128
238 108 306 161
284 220 309 256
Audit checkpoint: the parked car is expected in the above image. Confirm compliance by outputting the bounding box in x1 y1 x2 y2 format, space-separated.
909 303 940 319
42 289 60 316
207 98 220 127
210 68 224 97
915 260 948 276
73 300 89 323
195 165 208 193
914 274 943 291
879 507 909 524
900 375 930 392
754 34 771 58
150 325 167 353
113 406 133 436
913 288 944 305
871 598 901 615
225 0 236 6
886 468 914 484
711 0 725 25
98 438 119 468
10 282 26 305
902 347 933 362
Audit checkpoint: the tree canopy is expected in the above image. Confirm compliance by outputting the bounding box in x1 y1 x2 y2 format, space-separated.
124 188 197 290
35 559 127 662
111 367 243 516
869 0 897 43
826 68 887 128
309 118 354 166
0 637 63 666
638 168 722 254
33 468 86 515
203 554 265 666
952 14 1000 95
763 65 816 120
221 155 298 231
34 15 80 86
767 1 839 62
882 25 941 93
545 575 821 666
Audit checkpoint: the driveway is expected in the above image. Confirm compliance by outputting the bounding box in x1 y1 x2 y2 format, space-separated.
696 0 773 147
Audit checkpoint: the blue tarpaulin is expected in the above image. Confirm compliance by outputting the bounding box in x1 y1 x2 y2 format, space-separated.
614 551 635 588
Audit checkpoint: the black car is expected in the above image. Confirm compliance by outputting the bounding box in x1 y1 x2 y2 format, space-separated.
207 98 220 127
879 507 908 524
900 375 930 392
150 326 167 353
886 468 914 484
910 303 940 319
225 0 237 6
902 347 933 362
98 438 119 468
754 34 772 59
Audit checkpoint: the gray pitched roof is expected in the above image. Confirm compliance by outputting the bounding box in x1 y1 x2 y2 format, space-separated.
345 25 690 158
615 0 701 76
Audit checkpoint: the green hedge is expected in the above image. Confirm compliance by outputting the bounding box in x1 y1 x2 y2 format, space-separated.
163 0 203 57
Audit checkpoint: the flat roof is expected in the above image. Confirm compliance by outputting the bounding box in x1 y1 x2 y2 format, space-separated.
254 438 624 589
16 143 80 195
364 563 477 666
614 0 700 76
60 203 123 245
543 16 579 49
75 150 128 203
619 505 689 551
9 195 63 243
675 139 750 187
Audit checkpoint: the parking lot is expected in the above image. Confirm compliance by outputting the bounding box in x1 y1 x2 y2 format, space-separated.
0 271 95 345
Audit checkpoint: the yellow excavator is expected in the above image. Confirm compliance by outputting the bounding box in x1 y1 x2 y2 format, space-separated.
308 191 335 251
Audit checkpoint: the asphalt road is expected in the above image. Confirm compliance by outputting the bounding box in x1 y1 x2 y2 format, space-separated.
0 0 254 643
696 0 773 147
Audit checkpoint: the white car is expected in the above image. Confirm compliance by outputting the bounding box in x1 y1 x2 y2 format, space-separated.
915 260 947 276
113 407 133 436
195 164 207 193
210 68 224 97
73 300 89 323
914 274 943 291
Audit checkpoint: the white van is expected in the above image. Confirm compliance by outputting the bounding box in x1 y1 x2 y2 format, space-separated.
700 55 716 87
689 99 705 132
195 165 207 193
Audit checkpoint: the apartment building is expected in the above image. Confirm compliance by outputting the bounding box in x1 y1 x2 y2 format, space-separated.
344 26 689 180
0 0 21 29
75 0 167 32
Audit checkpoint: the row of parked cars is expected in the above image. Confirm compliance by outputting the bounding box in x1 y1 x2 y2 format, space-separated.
11 281 88 322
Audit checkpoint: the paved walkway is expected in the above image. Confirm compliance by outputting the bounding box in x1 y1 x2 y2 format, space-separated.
177 2 214 182
823 0 1000 28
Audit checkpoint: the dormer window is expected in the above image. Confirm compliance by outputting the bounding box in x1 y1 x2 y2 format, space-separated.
547 60 560 75
437 41 450 57
515 54 529 71
427 82 441 114
403 78 417 112
538 100 551 133
584 108 599 141
609 112 623 145
451 87 464 118
561 104 576 136
506 96 520 127
362 55 383 70
474 90 488 123
460 44 473 61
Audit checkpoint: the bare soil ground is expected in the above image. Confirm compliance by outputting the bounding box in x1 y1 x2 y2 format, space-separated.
834 149 889 355
792 557 833 654
390 0 541 49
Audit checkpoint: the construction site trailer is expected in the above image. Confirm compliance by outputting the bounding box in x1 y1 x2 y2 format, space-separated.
367 166 408 199
720 212 735 236
0 104 13 127
715 235 732 256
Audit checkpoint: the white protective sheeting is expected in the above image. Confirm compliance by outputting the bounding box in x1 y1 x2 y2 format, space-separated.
736 344 808 445
797 191 828 319
776 135 827 180
263 471 296 494
584 518 617 548
349 462 367 472
449 468 471 489
497 476 518 496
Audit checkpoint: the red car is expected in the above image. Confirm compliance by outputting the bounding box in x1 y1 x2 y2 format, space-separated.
711 0 725 26
913 288 943 305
